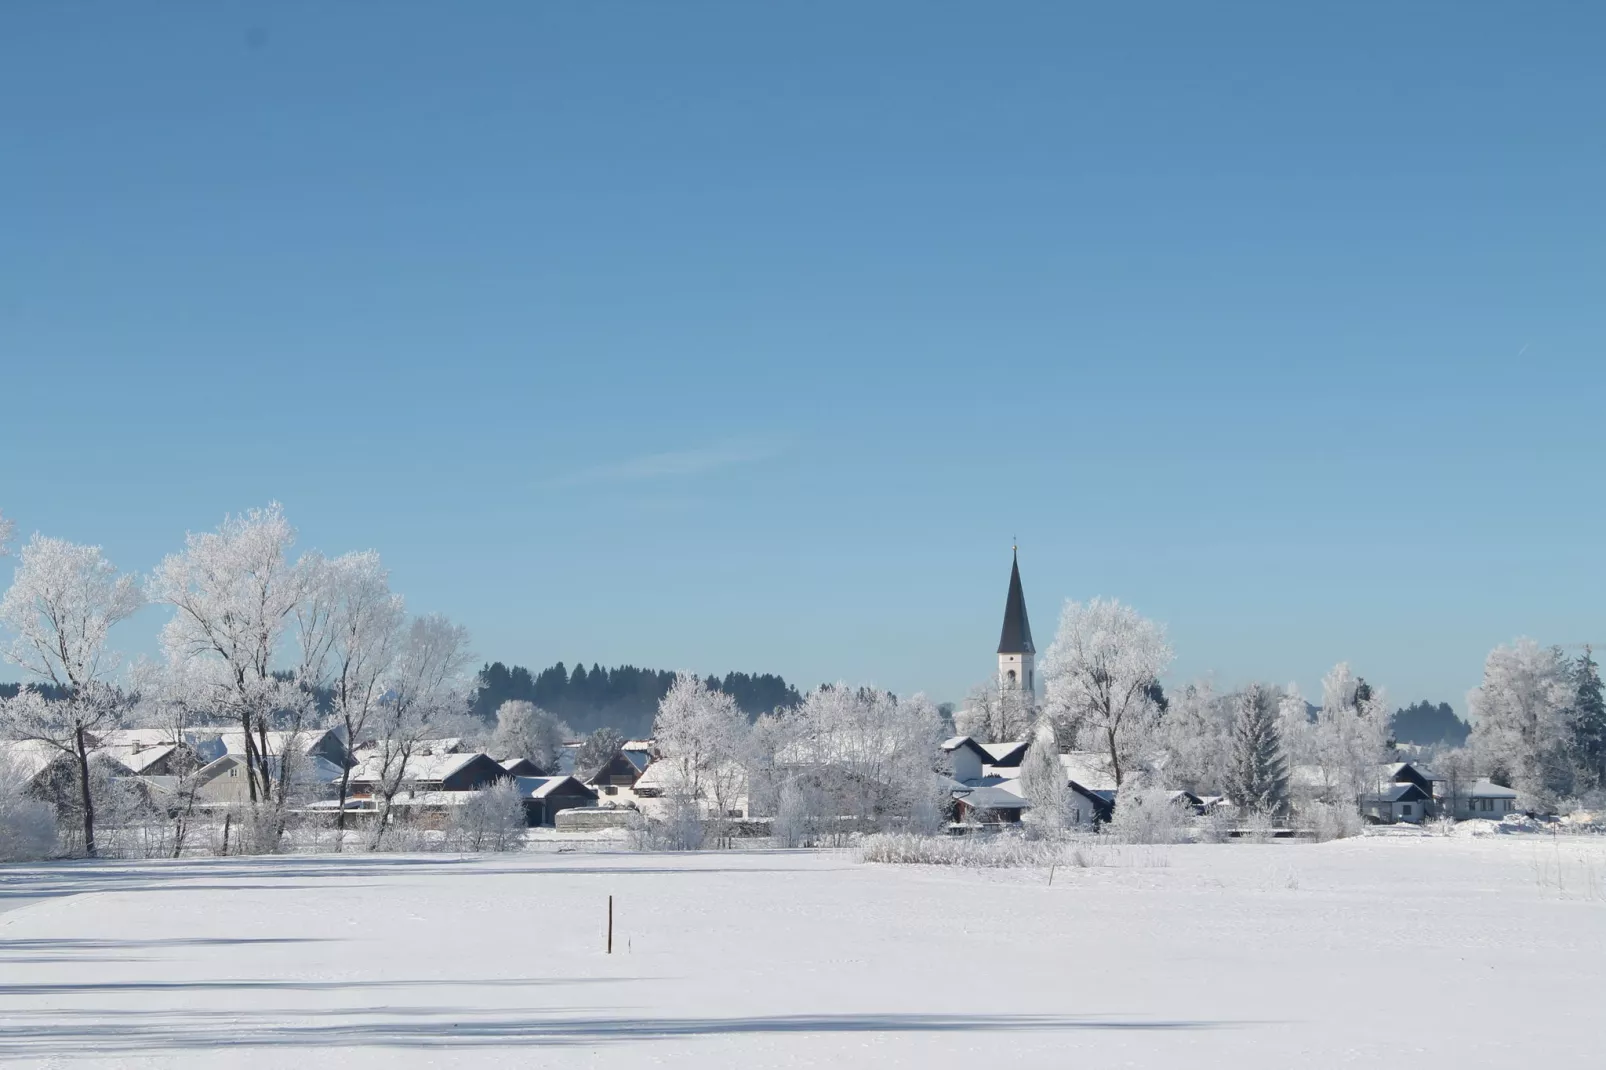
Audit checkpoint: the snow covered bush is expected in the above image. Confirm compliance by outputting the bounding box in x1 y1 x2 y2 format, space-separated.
1302 800 1364 842
1239 807 1280 844
632 793 707 851
1106 788 1189 844
859 832 1068 868
446 781 527 853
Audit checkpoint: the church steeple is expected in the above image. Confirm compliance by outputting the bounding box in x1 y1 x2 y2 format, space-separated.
996 547 1036 694
997 548 1034 656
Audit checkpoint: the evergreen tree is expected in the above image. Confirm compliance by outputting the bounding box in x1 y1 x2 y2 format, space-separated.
1391 700 1471 746
1573 647 1606 792
1226 683 1289 815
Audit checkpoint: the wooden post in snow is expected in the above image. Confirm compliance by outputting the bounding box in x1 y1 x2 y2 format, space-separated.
607 894 613 954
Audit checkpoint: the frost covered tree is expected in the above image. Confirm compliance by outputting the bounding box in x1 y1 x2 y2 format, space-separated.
0 536 144 856
1040 598 1173 787
777 684 944 830
1307 663 1390 803
954 681 1034 743
1158 678 1235 794
149 504 319 807
1225 683 1289 815
0 510 13 556
366 614 473 850
125 659 213 857
313 552 406 840
1469 639 1575 807
448 780 527 852
1570 647 1606 793
575 726 625 780
1017 719 1070 836
652 673 751 844
490 700 570 772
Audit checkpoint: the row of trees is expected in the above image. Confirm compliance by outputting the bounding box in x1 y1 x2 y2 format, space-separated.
1466 641 1605 810
645 673 945 847
0 504 479 856
977 596 1606 823
472 660 802 736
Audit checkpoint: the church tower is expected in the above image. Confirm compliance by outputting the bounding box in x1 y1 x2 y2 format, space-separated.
997 547 1036 695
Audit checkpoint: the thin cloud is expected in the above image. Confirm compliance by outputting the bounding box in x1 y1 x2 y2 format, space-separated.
542 439 783 489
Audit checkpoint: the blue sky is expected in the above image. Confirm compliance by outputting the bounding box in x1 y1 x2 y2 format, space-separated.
3 2 1603 710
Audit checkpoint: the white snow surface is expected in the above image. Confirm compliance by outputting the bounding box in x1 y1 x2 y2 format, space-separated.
1 836 1603 1068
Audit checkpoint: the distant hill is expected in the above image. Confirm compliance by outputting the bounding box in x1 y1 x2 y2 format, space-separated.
1391 700 1471 747
472 661 803 739
0 682 72 702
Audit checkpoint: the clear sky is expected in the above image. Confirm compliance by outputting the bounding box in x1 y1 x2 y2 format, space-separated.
3 2 1603 711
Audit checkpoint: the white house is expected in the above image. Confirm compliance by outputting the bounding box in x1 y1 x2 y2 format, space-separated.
192 752 345 805
1455 779 1519 818
1359 782 1434 824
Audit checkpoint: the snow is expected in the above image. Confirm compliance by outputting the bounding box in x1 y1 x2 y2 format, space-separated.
1 836 1603 1067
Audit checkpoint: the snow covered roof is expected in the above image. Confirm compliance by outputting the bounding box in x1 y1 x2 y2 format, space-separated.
95 728 182 749
1381 761 1442 782
956 784 1032 811
1467 778 1518 798
0 740 137 783
623 739 655 753
349 750 487 785
216 729 341 758
1059 751 1117 793
0 739 65 783
979 741 1030 766
513 775 598 800
94 743 180 774
941 736 992 761
1361 783 1432 804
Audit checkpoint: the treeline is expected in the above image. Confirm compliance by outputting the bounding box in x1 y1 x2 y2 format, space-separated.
472 661 803 738
1391 701 1471 746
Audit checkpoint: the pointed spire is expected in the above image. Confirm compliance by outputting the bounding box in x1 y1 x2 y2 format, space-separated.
997 547 1035 655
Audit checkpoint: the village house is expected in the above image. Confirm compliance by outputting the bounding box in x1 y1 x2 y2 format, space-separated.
514 775 599 826
1360 782 1435 824
200 728 353 771
191 751 346 805
1455 778 1519 818
346 751 507 795
498 758 547 778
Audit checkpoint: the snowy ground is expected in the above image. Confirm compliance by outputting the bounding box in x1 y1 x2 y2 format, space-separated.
2 834 1603 1068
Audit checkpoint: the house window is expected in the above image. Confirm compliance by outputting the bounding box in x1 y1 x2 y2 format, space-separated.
1005 669 1017 687
1402 804 1413 817
228 767 239 778
1071 807 1080 823
1503 799 1514 812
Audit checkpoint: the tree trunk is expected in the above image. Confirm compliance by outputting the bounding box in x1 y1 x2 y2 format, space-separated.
334 765 353 849
74 723 97 858
1106 724 1123 788
240 710 261 804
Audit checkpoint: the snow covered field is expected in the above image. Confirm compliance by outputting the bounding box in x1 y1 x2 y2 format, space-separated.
2 835 1603 1068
